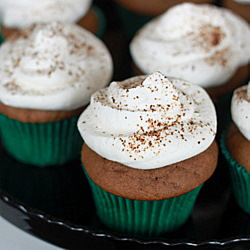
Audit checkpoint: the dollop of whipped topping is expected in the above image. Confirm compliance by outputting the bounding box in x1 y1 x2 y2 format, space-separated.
231 82 250 141
78 72 217 169
0 0 92 28
0 22 113 110
130 3 250 88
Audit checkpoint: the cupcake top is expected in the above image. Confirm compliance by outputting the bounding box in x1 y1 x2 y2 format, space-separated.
0 0 92 29
231 82 250 141
130 3 250 88
0 22 113 110
78 72 217 169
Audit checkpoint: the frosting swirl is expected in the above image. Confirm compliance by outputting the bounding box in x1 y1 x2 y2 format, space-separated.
0 0 92 28
78 72 217 169
231 82 250 140
0 22 113 110
130 3 250 88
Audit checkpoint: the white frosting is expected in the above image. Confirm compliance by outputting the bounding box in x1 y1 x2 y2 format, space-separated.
0 22 113 110
0 0 92 28
231 82 250 141
78 72 217 170
130 3 250 88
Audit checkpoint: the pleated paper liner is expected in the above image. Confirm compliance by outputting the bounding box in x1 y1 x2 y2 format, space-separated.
82 165 202 237
0 113 82 166
220 128 250 214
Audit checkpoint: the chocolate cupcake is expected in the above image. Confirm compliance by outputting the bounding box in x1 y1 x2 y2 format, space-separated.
0 0 105 39
130 3 250 101
0 22 113 166
113 0 215 38
222 0 250 22
114 0 215 16
221 83 250 213
78 72 218 236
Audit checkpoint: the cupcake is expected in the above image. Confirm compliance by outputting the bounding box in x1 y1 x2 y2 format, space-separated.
113 0 215 38
221 82 250 213
0 22 113 166
130 3 250 101
0 0 105 39
114 0 215 16
78 72 218 236
222 0 250 22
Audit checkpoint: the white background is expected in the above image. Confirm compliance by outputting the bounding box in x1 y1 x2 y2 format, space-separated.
0 216 62 250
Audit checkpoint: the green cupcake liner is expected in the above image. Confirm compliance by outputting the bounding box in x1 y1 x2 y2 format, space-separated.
220 128 250 214
114 3 153 39
0 113 82 166
82 166 202 236
93 5 106 38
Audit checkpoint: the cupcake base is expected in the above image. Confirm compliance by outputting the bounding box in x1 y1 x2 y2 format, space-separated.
0 113 83 166
0 102 85 166
114 0 215 16
81 140 218 235
220 124 250 214
223 0 250 23
81 142 218 200
83 166 202 236
77 6 106 38
226 123 250 171
114 0 215 38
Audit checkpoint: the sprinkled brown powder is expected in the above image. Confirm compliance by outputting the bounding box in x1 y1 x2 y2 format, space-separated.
235 86 249 102
205 48 229 67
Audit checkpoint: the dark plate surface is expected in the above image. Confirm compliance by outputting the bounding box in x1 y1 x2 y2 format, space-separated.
0 148 250 250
